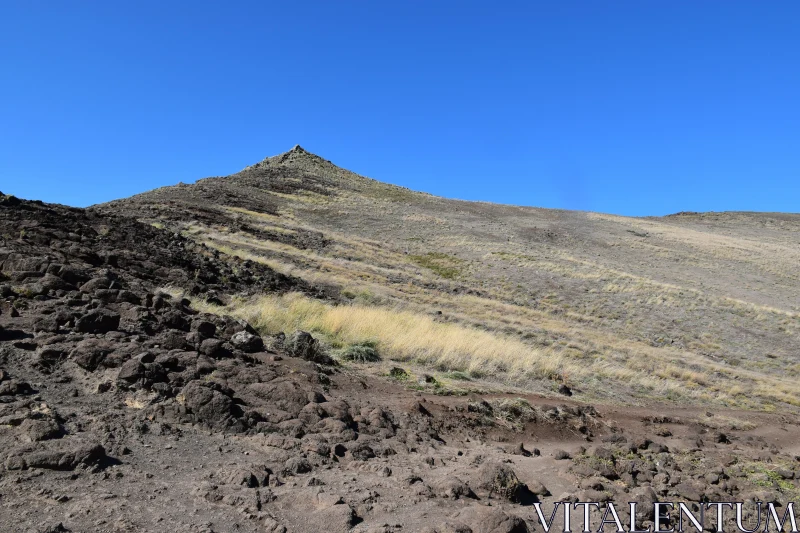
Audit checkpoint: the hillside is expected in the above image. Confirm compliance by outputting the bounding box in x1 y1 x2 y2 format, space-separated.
2 155 800 532
99 146 800 411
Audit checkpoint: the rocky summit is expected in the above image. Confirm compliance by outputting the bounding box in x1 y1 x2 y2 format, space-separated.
1 150 800 532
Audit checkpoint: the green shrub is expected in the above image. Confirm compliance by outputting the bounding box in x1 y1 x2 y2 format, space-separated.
388 367 410 380
339 341 380 363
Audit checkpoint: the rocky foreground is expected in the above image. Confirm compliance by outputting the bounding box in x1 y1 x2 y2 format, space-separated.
2 192 800 533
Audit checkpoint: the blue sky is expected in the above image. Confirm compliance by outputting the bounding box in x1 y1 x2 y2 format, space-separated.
1 2 798 216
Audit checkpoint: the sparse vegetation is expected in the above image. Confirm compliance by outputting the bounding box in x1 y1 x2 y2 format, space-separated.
742 462 800 499
490 398 536 431
409 252 463 279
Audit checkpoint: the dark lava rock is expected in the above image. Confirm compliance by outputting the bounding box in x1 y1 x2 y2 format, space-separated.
56 265 92 285
191 319 216 339
75 309 120 334
0 193 22 206
512 443 532 457
160 310 191 332
69 338 117 371
477 462 534 504
436 477 477 500
199 338 230 358
117 359 145 383
224 467 271 488
179 381 239 429
477 510 529 533
285 330 334 365
40 523 72 533
0 380 34 396
230 331 264 353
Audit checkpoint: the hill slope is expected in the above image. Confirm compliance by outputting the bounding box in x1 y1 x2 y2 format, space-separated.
3 156 800 532
99 146 800 410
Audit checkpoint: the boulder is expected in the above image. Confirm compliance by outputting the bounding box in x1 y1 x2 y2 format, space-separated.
629 486 658 524
199 338 230 358
69 338 117 371
159 310 190 332
477 462 535 503
5 442 107 471
349 441 376 461
452 508 528 533
79 277 113 292
285 330 334 364
436 476 477 500
179 381 239 429
19 418 64 442
55 265 92 285
553 449 570 460
230 331 264 353
117 359 145 383
0 379 34 396
476 510 529 533
282 456 313 476
190 319 216 339
223 466 271 488
75 309 120 334
30 273 75 295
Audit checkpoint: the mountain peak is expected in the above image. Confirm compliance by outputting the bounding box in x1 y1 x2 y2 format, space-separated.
244 144 338 173
237 144 376 188
289 144 308 154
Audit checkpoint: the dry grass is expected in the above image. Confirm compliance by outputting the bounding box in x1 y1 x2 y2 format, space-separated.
167 288 800 410
231 292 563 380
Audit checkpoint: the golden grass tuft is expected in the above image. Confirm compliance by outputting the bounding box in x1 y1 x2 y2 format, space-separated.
232 292 563 380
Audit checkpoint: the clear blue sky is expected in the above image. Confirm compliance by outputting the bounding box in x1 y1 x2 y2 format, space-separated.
2 2 798 216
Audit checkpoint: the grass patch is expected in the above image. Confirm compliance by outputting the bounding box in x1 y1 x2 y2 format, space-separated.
230 292 561 380
337 340 381 363
409 252 463 279
444 371 472 381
